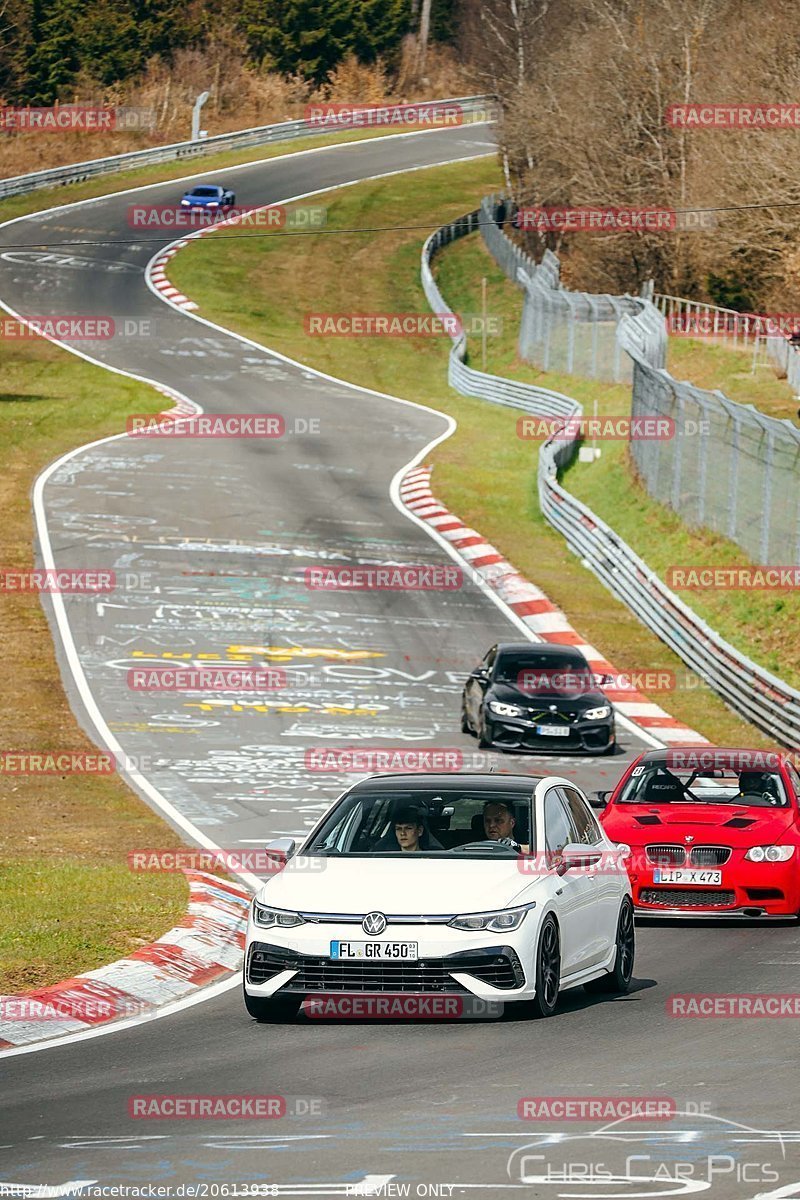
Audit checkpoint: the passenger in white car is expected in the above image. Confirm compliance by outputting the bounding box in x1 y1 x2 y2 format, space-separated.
373 806 444 852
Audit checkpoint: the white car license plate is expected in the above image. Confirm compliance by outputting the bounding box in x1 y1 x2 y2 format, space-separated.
330 941 418 961
653 868 722 885
536 724 570 737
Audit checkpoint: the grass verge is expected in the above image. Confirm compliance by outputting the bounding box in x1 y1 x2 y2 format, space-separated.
666 337 797 423
0 337 191 993
168 157 778 747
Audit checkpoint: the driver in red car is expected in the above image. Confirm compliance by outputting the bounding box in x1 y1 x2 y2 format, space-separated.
737 771 785 806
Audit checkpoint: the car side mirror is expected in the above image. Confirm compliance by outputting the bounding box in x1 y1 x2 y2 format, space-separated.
558 843 603 875
265 837 296 864
589 791 609 810
472 667 489 680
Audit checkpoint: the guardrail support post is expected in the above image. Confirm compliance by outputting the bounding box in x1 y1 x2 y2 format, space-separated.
191 91 211 142
760 428 775 562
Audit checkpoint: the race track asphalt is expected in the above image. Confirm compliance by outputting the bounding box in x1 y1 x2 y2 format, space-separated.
0 125 798 1198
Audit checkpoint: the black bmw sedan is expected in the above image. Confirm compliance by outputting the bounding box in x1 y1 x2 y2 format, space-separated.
461 642 616 755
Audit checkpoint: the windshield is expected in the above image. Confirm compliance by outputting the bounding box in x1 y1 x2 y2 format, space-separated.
304 787 536 857
618 763 789 808
495 651 594 694
189 187 220 197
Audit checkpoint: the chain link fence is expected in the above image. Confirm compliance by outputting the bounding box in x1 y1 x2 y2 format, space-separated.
766 332 800 393
619 305 800 565
480 194 640 383
480 194 800 567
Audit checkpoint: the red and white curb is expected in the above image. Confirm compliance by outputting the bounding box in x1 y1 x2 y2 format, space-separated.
400 466 708 746
0 871 249 1051
150 242 197 311
148 210 252 312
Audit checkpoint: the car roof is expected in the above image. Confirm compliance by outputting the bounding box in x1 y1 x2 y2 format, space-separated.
494 642 588 659
348 772 543 794
638 747 787 766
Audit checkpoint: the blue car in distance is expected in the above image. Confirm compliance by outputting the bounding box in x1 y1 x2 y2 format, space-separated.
181 183 236 210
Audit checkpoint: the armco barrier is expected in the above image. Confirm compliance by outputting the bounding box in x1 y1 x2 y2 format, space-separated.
0 96 495 201
422 205 800 747
421 212 578 421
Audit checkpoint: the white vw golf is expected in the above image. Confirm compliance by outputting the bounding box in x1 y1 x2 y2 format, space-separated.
243 773 634 1021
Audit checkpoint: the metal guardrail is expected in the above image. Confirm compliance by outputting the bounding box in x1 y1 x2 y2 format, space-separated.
422 203 800 748
421 211 578 421
654 292 800 384
654 293 765 348
479 194 639 384
0 96 495 201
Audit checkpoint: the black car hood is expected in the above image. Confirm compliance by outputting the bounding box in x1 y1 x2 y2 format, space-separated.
488 682 607 711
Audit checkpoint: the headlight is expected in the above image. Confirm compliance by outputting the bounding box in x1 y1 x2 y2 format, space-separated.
448 903 535 932
252 902 305 928
745 845 794 863
488 700 524 717
583 705 611 721
180 199 190 206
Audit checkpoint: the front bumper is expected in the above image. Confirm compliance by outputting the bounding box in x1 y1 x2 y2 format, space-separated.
243 921 536 1002
246 941 526 994
484 711 615 754
630 861 799 918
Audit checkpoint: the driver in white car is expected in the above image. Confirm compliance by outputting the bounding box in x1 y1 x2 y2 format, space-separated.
483 800 529 852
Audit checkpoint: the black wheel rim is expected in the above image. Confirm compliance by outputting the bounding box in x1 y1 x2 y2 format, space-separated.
540 920 560 1007
618 903 634 980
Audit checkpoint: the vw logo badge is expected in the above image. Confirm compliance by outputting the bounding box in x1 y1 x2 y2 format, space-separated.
362 911 387 936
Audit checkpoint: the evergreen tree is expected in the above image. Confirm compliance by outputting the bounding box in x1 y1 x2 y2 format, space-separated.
0 0 29 101
25 0 83 103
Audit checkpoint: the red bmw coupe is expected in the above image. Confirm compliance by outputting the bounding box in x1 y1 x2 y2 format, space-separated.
598 747 800 918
